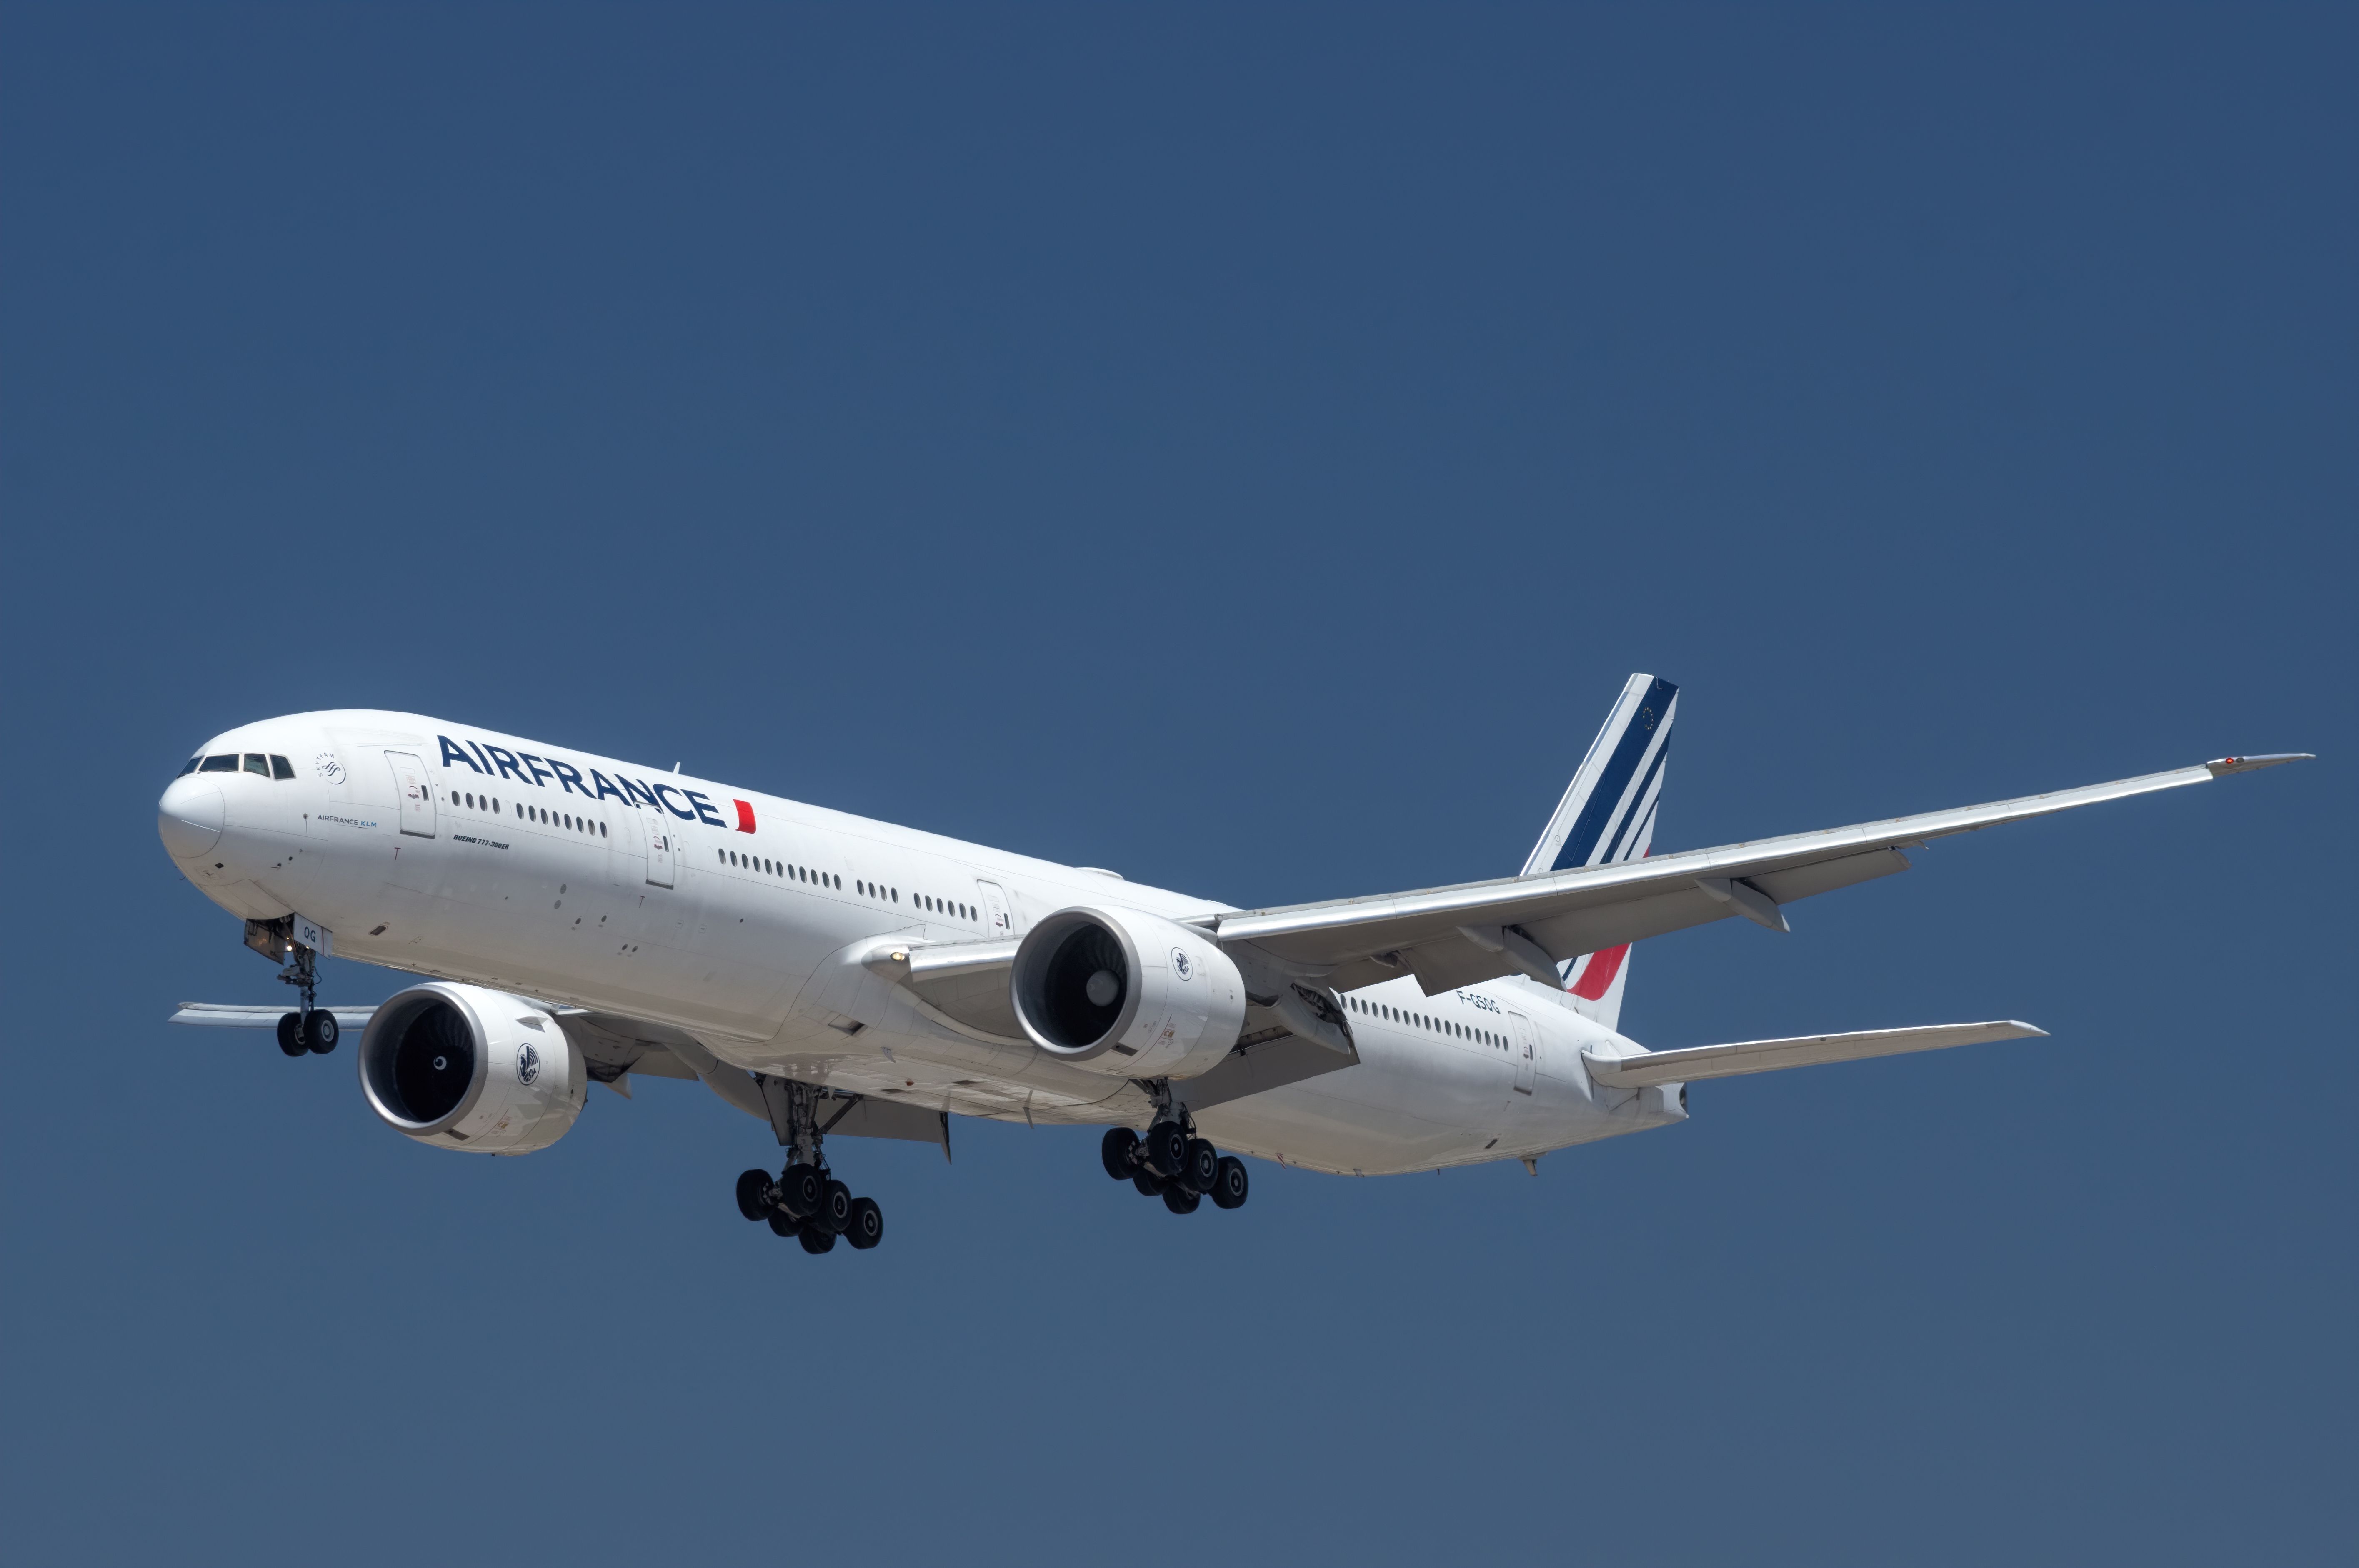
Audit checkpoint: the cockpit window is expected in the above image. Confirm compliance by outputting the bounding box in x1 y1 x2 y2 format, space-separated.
176 757 201 777
199 755 237 773
243 754 270 776
270 755 295 779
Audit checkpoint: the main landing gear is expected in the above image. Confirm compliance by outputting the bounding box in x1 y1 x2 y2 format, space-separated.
733 1078 884 1254
1101 1108 1249 1216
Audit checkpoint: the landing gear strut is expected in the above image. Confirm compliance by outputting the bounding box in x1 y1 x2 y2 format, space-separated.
247 917 336 1056
731 1078 886 1253
1099 1080 1250 1216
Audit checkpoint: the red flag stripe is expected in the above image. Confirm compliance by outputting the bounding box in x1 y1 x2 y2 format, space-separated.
1570 943 1628 1000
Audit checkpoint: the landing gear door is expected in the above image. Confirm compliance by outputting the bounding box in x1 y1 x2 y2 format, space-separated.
975 880 1018 938
1508 1010 1539 1095
386 751 437 838
643 813 678 888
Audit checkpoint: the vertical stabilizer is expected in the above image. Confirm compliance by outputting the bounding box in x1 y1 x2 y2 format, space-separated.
1521 673 1676 1031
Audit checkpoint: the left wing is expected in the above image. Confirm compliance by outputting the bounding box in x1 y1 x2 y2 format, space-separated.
1584 1020 2046 1087
1210 754 2309 996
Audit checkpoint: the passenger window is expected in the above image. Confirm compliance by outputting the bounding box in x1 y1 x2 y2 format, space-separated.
270 755 294 779
243 753 268 775
600 823 607 837
177 757 200 777
200 755 236 773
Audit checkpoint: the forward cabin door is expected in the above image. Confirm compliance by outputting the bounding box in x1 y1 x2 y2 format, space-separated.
643 812 678 888
1508 1010 1540 1096
975 879 1017 939
386 751 437 838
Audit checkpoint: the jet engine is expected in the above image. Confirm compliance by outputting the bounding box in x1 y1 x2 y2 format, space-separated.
358 982 586 1154
1010 906 1245 1078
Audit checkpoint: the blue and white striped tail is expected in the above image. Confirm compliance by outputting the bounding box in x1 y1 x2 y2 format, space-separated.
1521 673 1677 1029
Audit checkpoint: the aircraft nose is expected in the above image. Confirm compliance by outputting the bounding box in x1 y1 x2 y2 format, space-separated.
158 776 225 859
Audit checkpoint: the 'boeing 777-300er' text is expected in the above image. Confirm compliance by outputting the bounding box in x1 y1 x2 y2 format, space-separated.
158 677 2306 1253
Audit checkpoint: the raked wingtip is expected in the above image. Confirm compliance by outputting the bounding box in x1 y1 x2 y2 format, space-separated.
2206 753 2314 777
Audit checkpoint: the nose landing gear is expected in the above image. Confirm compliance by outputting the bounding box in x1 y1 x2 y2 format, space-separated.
731 1079 886 1254
245 917 337 1055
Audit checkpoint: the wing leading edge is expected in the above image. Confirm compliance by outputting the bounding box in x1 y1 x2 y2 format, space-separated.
1212 753 2311 996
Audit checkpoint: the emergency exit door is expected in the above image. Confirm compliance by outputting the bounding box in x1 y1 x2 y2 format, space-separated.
1507 1010 1540 1095
385 751 437 838
643 812 677 888
975 880 1016 938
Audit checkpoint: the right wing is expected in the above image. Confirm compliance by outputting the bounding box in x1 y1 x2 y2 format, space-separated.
1584 1020 2046 1087
1211 754 2310 996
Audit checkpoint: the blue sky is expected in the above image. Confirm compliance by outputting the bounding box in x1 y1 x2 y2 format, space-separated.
2 7 2351 1564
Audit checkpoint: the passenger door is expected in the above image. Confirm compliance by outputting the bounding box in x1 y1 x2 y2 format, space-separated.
385 751 437 838
643 811 678 888
975 879 1018 939
1508 1010 1540 1096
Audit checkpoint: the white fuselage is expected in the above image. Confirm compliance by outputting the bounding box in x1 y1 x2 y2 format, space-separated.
159 711 1685 1174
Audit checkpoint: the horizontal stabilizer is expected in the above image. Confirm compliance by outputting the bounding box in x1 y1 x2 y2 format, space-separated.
1583 1020 2046 1087
172 1003 378 1029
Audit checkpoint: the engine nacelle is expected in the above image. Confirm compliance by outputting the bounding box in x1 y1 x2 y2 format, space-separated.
1010 906 1245 1078
358 982 586 1154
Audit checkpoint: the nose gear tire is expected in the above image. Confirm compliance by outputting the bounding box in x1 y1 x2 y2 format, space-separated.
276 1013 306 1057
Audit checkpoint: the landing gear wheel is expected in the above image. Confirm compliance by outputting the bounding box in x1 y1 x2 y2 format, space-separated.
1162 1185 1201 1215
844 1196 883 1250
736 1169 774 1221
818 1178 854 1234
1211 1156 1249 1210
276 1013 307 1057
1143 1122 1189 1179
302 1010 339 1054
1182 1139 1220 1195
767 1208 803 1238
798 1226 836 1254
1101 1127 1141 1181
776 1164 823 1220
1131 1168 1168 1198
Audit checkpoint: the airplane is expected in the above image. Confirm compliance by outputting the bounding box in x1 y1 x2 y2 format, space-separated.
156 676 2306 1253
